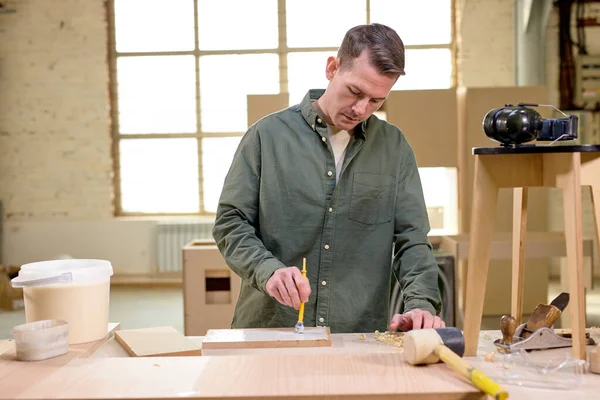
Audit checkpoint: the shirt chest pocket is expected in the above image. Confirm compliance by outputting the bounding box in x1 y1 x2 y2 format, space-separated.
348 173 395 225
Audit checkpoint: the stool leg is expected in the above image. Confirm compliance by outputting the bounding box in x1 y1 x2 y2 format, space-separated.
557 153 586 361
512 187 528 326
463 155 499 356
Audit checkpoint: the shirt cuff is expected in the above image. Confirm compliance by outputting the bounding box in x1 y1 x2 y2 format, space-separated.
254 257 286 295
403 298 437 316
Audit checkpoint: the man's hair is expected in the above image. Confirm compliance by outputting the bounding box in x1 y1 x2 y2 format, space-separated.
337 23 406 77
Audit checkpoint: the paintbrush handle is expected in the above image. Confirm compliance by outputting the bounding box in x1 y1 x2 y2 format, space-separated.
435 345 508 400
297 257 307 322
298 302 305 322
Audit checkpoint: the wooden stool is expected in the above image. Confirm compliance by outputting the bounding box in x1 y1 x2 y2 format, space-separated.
462 145 600 360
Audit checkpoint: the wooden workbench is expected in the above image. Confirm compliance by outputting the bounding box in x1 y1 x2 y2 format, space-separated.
1 325 599 399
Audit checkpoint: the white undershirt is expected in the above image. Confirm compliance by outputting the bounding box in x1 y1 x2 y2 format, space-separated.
327 127 352 182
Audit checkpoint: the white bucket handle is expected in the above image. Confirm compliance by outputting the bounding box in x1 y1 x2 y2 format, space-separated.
11 272 73 288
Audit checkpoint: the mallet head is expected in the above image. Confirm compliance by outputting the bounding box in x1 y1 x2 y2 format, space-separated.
403 327 465 365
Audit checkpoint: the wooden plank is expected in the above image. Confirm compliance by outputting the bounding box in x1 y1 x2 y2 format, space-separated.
114 326 202 357
439 231 595 261
247 93 289 127
202 327 332 350
383 89 458 168
11 354 484 400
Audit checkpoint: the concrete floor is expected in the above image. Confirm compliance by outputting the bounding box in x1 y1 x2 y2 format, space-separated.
1 280 599 340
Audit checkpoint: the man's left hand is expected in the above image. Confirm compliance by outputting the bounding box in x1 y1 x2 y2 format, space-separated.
389 309 445 331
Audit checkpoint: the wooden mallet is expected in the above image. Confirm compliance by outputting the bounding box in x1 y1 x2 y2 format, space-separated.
403 327 508 400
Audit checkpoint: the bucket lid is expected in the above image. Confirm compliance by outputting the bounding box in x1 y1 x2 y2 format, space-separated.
11 259 113 288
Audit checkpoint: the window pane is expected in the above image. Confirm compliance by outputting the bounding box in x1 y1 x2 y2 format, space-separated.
418 167 458 235
202 137 242 213
198 0 278 50
120 138 199 213
200 54 279 132
392 49 452 91
287 51 337 105
114 0 195 52
370 0 452 45
117 56 197 134
286 0 365 48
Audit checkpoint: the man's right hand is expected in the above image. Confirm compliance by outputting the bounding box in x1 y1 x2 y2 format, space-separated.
265 266 311 310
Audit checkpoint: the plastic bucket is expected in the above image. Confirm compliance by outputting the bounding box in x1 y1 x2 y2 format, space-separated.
11 259 113 344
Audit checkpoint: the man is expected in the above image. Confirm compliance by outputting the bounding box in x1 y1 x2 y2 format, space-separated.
212 23 444 333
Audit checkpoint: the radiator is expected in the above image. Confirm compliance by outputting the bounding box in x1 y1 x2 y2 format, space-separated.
156 221 214 273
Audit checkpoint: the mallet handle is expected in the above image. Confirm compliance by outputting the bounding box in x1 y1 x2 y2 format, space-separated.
435 345 508 400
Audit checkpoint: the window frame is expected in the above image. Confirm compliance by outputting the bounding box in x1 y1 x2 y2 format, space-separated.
107 0 457 217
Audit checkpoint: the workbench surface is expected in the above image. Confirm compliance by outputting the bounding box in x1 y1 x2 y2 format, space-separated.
1 327 599 399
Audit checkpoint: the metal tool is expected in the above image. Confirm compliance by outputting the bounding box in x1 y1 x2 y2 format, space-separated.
494 292 595 352
494 323 595 353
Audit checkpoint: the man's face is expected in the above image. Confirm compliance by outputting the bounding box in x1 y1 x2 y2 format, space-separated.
322 50 398 131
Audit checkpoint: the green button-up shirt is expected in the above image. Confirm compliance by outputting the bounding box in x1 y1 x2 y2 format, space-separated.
212 89 442 333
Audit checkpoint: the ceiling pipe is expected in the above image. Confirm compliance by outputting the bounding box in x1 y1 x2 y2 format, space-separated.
514 0 554 86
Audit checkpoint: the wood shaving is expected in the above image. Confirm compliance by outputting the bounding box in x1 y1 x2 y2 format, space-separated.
483 352 497 362
484 332 491 339
359 333 366 341
373 330 404 348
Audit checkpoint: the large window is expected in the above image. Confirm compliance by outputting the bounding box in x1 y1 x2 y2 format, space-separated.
108 0 455 216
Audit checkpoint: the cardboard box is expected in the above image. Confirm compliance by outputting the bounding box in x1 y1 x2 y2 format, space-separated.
182 240 241 336
0 265 23 311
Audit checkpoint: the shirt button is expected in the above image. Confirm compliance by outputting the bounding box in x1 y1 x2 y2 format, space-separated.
317 118 322 124
324 244 330 250
311 124 315 130
319 317 325 323
322 136 327 142
328 207 333 212
321 281 327 286
327 171 333 177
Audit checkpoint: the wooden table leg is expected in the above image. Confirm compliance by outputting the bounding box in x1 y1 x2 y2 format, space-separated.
463 155 499 356
512 187 528 326
581 154 600 291
555 153 587 360
589 184 600 290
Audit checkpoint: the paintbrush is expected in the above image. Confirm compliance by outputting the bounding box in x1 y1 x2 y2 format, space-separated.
295 257 307 334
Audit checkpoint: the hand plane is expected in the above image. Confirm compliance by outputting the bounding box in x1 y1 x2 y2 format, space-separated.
493 292 596 352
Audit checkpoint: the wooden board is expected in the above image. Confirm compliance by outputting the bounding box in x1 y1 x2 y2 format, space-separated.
201 327 332 350
115 326 202 357
8 353 485 399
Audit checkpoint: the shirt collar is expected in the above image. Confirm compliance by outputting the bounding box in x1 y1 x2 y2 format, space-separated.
299 89 367 139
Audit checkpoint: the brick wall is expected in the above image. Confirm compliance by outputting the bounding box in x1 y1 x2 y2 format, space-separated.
0 0 113 221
